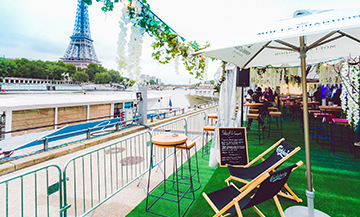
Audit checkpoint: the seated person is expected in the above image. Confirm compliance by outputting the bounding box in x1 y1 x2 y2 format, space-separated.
313 87 322 102
262 87 276 107
331 89 341 105
246 89 266 131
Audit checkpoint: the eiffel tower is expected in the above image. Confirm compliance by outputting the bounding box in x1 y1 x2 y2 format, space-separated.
61 0 100 68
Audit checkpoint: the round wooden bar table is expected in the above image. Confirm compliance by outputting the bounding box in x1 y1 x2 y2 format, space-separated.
146 133 195 217
151 133 187 147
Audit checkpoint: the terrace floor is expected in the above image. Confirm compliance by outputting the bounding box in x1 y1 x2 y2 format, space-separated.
127 113 360 217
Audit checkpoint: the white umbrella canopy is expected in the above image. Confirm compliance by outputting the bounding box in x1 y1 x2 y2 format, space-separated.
194 7 360 217
195 7 360 68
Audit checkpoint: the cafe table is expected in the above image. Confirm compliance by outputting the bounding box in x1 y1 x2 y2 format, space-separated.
319 105 342 112
146 133 195 217
319 105 343 117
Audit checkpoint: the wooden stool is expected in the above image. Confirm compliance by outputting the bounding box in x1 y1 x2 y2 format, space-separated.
176 140 201 191
267 112 282 138
202 126 215 160
313 113 330 146
246 113 263 144
330 119 356 156
207 114 218 126
284 103 295 120
249 109 259 114
268 107 278 112
301 110 321 134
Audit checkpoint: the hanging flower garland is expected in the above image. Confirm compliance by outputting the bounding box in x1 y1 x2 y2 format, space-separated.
86 0 210 80
249 66 301 88
340 60 360 125
116 6 129 75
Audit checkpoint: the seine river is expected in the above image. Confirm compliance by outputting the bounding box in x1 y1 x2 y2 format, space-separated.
147 89 190 110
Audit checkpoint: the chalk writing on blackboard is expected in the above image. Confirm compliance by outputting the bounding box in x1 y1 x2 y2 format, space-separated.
218 127 248 167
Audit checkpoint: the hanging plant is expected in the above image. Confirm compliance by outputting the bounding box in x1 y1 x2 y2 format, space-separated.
88 0 211 80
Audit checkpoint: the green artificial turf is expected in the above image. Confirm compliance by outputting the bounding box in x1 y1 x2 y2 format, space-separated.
127 115 360 217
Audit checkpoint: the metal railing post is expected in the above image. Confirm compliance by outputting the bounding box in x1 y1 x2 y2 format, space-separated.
87 128 91 139
43 137 48 151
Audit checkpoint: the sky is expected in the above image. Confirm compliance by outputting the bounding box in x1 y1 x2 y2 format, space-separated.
1 0 360 84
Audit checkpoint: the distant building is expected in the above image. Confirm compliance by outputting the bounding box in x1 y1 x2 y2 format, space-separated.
156 78 161 84
145 75 150 82
150 76 156 82
139 74 146 82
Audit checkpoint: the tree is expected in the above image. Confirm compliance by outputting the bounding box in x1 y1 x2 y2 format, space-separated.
85 63 100 81
108 69 121 83
94 72 111 84
72 71 89 82
46 63 66 80
149 79 157 85
0 58 18 78
65 64 77 76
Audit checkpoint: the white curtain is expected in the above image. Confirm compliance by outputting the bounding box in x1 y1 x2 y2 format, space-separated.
209 65 237 167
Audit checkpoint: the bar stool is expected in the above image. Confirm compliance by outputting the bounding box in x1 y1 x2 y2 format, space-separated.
330 119 355 156
176 140 201 191
313 112 330 146
249 109 259 114
202 126 215 160
146 134 195 217
267 112 282 138
246 113 263 144
284 101 295 120
268 107 278 112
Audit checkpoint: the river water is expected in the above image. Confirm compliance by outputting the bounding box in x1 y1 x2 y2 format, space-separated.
147 89 190 110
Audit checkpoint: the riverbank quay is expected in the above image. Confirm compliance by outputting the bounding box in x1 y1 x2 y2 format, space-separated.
0 105 216 176
0 104 216 217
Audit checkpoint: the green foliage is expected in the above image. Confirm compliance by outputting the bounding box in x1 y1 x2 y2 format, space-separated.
149 79 156 85
0 58 18 78
85 63 100 81
72 71 89 83
0 57 131 85
46 62 66 80
65 64 77 76
108 69 121 83
94 72 112 84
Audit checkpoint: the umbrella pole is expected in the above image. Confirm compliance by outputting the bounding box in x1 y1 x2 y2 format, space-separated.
299 36 315 217
285 36 329 217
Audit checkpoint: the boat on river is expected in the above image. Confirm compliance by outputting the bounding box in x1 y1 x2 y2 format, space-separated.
185 83 219 107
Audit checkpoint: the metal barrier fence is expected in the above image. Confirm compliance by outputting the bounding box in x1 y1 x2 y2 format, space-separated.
0 106 216 217
62 130 151 217
0 164 63 217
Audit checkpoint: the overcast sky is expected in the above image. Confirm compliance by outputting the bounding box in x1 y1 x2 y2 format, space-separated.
1 0 360 84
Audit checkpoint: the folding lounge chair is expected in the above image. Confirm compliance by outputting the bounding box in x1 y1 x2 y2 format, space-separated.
225 138 302 203
203 161 303 217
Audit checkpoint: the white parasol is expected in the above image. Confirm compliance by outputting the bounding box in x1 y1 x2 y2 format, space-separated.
193 7 360 217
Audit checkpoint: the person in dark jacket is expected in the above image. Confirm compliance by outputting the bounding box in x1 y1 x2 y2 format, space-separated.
331 89 341 105
313 87 322 102
246 89 266 131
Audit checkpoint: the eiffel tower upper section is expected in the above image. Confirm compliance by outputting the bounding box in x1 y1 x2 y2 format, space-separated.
61 0 100 68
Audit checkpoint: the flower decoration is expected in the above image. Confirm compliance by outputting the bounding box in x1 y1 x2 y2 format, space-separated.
88 0 210 82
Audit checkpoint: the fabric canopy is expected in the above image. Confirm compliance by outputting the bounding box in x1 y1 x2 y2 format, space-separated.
194 7 360 68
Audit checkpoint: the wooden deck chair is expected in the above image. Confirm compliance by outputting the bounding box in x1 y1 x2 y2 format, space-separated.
225 138 302 203
203 161 303 217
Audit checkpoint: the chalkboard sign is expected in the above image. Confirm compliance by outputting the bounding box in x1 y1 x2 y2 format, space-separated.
218 127 248 167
